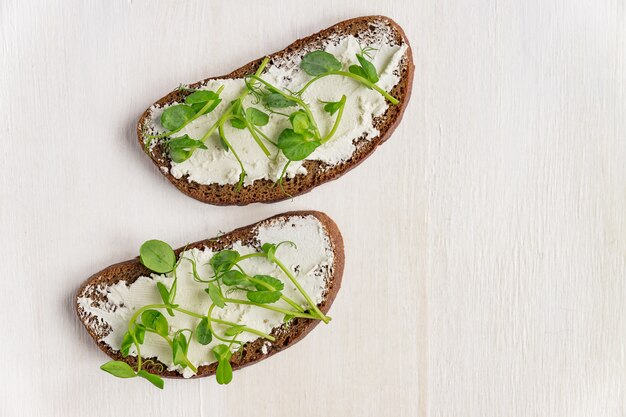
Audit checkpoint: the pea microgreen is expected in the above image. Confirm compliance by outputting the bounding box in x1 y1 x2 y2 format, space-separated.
247 290 281 304
322 97 345 116
212 344 233 385
172 331 196 372
141 310 169 337
355 53 379 83
300 50 342 75
133 324 146 344
161 105 196 131
289 110 310 133
120 332 134 357
156 282 175 316
263 92 297 108
296 47 395 102
156 87 223 136
224 325 246 337
185 90 222 115
101 361 164 389
205 283 225 308
167 135 207 163
246 107 269 126
261 241 296 262
209 250 239 277
261 243 277 260
140 240 176 273
195 318 213 345
100 238 331 389
137 370 165 389
348 46 379 86
148 43 399 192
101 361 137 378
229 100 247 129
251 275 284 291
277 129 321 161
222 270 250 286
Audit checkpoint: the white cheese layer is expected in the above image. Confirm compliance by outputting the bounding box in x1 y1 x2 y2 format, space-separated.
146 33 408 186
78 215 334 378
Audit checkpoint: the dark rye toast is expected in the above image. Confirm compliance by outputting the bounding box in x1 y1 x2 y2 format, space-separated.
75 211 344 379
137 15 414 205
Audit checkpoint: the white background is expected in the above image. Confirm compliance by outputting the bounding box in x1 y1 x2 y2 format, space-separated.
1 0 625 416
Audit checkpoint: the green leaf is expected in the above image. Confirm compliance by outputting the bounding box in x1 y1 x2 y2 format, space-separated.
139 240 176 273
168 135 207 150
175 332 189 353
222 270 250 286
141 310 169 337
156 282 174 316
216 359 233 385
246 107 269 126
120 325 147 357
348 64 367 79
228 99 246 129
283 314 294 323
230 117 246 129
277 129 321 161
300 50 342 76
231 99 244 116
173 346 186 368
217 126 230 152
356 53 379 83
212 344 232 361
100 361 136 378
120 331 134 357
224 325 246 337
185 90 221 116
195 318 213 345
133 324 146 344
264 93 297 108
212 345 233 384
156 282 170 303
191 101 221 115
172 332 195 372
169 147 193 163
172 332 190 368
185 90 218 104
262 241 296 262
167 134 207 163
261 243 276 261
209 250 239 275
137 370 164 389
323 97 345 116
205 283 225 308
219 133 230 151
288 110 310 134
252 275 284 291
247 290 281 304
161 104 196 131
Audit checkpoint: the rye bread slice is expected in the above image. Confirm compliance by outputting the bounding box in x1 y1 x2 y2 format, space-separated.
137 15 414 205
75 211 344 379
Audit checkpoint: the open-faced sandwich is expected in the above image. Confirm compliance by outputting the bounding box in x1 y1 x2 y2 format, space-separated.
138 15 414 205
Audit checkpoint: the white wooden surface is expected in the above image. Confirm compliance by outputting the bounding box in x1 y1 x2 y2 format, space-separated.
1 0 625 416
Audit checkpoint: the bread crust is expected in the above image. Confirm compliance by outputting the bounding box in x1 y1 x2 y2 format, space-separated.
137 15 414 205
75 211 344 379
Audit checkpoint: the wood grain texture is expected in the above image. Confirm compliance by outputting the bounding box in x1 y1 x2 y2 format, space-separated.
0 0 624 416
